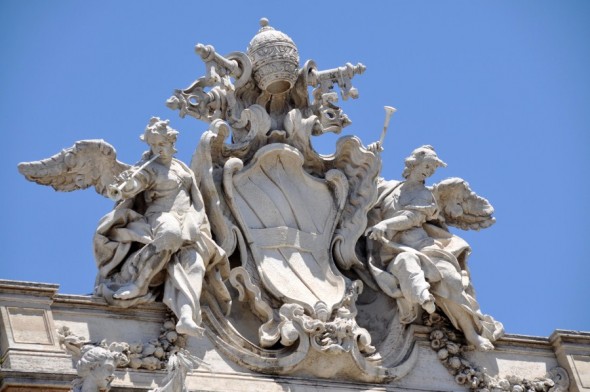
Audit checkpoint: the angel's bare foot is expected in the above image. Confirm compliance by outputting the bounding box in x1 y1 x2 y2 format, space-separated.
470 335 494 351
176 316 205 337
176 304 204 337
113 284 141 299
422 300 436 314
419 289 436 314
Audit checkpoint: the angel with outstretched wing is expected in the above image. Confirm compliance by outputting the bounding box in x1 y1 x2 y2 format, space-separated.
365 145 503 351
18 117 230 337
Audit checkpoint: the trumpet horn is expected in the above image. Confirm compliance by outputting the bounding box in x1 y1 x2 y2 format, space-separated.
379 106 397 146
107 153 160 202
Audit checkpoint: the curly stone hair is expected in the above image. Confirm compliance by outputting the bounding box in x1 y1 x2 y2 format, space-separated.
76 345 117 377
140 117 179 145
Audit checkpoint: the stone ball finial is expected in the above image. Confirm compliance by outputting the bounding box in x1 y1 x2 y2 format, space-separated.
247 19 299 95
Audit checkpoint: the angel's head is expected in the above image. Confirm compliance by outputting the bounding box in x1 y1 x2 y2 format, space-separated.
75 346 120 389
402 145 447 182
140 117 179 161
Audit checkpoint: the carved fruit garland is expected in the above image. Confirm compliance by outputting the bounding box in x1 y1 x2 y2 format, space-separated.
423 313 568 392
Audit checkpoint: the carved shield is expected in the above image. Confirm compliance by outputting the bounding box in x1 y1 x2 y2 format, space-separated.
224 144 346 317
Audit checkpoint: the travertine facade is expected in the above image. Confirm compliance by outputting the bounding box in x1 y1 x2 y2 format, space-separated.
1 280 588 391
4 19 589 392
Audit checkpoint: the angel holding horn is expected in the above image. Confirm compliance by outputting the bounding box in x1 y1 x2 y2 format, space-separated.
18 117 230 336
365 145 504 350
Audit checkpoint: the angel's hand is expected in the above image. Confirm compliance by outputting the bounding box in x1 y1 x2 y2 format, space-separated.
365 222 388 242
111 169 136 185
367 142 383 154
119 170 133 181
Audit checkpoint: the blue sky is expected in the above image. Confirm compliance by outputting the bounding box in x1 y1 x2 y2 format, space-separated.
1 1 589 338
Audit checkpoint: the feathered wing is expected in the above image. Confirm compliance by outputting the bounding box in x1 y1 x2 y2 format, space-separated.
431 177 495 230
18 139 130 198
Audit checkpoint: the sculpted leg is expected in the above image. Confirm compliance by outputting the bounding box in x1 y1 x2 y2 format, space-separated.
115 213 183 300
176 300 205 337
437 298 494 351
429 261 495 350
389 252 435 313
113 245 172 299
163 247 207 337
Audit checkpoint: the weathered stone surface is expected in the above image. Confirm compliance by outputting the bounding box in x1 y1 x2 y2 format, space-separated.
551 330 590 392
365 145 502 353
0 281 586 391
9 17 589 392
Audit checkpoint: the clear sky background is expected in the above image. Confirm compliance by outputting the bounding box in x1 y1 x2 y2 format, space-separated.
1 1 588 338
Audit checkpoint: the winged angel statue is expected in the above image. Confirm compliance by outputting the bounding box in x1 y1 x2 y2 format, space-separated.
17 18 505 382
18 117 230 337
365 145 503 351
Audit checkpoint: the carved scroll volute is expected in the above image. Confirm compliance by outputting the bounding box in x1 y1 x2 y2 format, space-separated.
191 120 237 255
167 45 253 125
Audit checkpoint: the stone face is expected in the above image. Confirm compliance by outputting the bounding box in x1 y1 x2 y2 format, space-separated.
71 345 125 392
7 17 588 392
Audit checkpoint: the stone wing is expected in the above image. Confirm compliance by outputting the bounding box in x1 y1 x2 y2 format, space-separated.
431 177 495 230
18 139 130 198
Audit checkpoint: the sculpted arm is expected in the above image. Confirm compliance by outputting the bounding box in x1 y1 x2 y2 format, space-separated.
366 209 427 241
108 167 152 201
